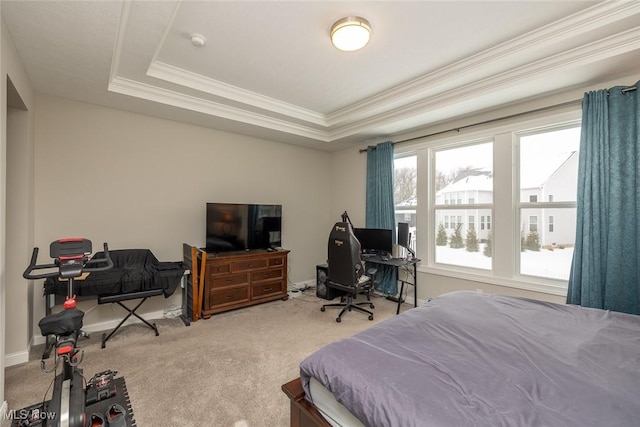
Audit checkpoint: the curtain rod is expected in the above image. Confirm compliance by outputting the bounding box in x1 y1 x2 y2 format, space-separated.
359 99 583 153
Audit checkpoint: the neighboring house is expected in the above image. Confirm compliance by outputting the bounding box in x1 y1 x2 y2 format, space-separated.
431 152 577 247
435 169 493 241
520 151 578 247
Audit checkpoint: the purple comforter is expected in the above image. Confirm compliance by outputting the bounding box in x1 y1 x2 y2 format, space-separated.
300 291 640 427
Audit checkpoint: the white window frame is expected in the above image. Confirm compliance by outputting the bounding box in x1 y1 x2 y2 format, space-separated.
393 109 581 296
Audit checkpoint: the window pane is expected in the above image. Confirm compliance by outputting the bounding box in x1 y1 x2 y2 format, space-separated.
520 127 580 203
520 207 576 280
435 142 492 270
435 209 491 270
435 142 493 204
394 155 417 251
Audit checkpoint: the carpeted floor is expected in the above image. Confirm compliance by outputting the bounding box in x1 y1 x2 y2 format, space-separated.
4 291 403 427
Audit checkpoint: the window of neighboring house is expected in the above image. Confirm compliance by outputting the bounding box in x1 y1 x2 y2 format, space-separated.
518 125 580 281
529 195 538 202
487 215 491 230
434 141 493 271
480 215 485 230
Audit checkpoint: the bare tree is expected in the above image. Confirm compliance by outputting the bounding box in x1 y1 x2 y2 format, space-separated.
394 167 417 205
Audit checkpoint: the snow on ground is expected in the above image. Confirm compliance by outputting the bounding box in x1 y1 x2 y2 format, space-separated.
435 244 574 280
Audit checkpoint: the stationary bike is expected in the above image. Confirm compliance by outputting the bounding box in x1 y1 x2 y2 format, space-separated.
22 238 118 427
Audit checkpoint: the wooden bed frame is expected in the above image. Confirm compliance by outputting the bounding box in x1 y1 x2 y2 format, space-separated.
281 378 332 427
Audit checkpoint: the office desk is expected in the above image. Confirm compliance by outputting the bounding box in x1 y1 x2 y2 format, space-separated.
363 256 420 314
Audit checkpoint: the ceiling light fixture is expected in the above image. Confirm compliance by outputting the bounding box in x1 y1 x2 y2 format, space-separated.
190 33 206 48
330 16 371 52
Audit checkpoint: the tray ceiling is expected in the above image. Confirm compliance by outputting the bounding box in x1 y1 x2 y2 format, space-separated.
3 1 640 150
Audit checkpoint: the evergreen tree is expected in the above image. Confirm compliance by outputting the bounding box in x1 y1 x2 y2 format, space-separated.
525 230 541 251
483 233 492 257
466 226 479 252
449 224 464 249
436 223 448 246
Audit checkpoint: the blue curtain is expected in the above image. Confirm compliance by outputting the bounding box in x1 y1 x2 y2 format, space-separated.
567 81 639 315
365 141 398 295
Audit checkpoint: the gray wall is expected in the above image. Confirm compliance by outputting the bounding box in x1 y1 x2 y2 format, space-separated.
31 94 333 336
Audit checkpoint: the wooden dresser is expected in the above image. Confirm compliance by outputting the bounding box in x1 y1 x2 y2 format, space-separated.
201 249 289 318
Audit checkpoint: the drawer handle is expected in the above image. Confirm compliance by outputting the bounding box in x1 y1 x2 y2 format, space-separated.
263 287 272 292
226 295 234 300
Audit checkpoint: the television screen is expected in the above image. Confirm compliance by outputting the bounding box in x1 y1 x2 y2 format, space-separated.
206 203 282 252
353 228 393 255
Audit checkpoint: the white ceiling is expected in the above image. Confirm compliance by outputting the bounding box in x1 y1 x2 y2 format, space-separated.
3 1 640 151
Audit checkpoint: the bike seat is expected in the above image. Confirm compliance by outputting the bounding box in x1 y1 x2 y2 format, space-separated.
38 308 84 336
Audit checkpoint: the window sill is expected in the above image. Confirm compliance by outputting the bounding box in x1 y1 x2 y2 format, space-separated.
418 264 568 297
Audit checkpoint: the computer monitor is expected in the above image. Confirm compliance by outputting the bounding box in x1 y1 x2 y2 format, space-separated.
353 228 393 255
397 222 410 248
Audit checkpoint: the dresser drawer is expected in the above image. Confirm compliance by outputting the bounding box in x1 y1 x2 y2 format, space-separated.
210 287 250 307
231 259 268 272
210 273 249 288
252 280 283 299
269 256 285 267
252 267 283 283
209 262 231 275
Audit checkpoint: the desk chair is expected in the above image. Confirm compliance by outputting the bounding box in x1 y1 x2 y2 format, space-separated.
321 222 377 322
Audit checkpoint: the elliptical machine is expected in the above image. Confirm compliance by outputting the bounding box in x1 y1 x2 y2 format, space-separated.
22 238 115 427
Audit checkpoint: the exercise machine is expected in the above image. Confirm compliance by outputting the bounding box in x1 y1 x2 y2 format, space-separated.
22 238 123 427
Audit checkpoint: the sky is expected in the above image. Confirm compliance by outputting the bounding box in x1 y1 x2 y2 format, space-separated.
394 126 581 186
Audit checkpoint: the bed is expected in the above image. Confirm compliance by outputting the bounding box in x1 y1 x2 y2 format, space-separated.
282 291 640 427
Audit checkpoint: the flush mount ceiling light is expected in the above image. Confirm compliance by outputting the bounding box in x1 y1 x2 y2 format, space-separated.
330 16 371 51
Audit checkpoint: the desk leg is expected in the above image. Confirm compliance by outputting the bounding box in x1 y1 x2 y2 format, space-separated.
396 280 405 315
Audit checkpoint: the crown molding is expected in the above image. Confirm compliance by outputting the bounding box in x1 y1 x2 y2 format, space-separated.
326 1 640 126
147 61 326 126
107 0 640 143
108 76 331 141
327 27 640 140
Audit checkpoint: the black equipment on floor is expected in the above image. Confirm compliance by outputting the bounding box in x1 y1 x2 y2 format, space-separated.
321 217 377 322
316 264 345 301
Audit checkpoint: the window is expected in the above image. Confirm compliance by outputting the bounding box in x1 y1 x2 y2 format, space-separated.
518 126 580 281
394 154 417 250
434 141 492 270
395 110 580 295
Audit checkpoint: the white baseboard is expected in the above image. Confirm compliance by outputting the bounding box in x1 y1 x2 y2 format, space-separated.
4 350 29 367
31 308 168 347
3 309 170 367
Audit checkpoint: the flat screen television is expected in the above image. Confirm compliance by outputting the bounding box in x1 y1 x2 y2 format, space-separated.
353 228 393 255
206 203 282 253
